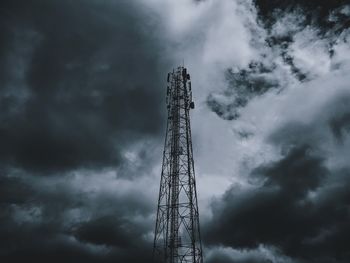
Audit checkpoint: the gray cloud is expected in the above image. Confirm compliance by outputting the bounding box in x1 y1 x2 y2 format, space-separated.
0 0 167 173
207 0 350 121
207 63 280 120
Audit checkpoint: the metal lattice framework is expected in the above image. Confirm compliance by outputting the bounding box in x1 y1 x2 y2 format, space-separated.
153 66 203 263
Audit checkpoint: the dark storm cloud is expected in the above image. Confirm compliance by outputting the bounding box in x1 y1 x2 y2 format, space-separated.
0 175 34 205
207 63 279 120
74 215 150 249
329 112 350 142
205 147 350 262
204 94 350 262
0 0 166 262
0 172 154 262
254 0 349 30
0 216 152 263
0 0 166 173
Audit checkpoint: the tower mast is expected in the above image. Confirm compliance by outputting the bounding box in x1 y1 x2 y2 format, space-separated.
153 66 203 263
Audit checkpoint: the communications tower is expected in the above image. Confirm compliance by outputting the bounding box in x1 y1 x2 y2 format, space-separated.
153 66 203 263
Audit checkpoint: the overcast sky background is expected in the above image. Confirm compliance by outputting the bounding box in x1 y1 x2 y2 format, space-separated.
0 0 350 262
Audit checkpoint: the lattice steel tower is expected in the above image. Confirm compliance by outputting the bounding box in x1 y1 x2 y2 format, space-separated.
153 66 203 263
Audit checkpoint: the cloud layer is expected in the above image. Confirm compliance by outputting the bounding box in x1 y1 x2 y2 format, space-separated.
0 0 349 262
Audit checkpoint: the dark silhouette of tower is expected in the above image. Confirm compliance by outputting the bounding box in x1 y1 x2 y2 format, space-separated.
153 66 203 263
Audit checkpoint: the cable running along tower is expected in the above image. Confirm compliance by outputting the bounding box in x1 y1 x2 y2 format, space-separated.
153 67 203 263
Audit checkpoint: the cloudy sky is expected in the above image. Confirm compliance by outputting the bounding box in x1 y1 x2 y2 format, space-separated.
1 0 350 262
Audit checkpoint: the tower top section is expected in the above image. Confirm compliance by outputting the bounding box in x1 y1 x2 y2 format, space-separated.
166 66 195 111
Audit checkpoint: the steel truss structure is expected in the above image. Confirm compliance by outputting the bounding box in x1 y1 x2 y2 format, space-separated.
153 66 203 263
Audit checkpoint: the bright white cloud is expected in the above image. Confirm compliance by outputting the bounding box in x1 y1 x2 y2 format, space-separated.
205 244 297 263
